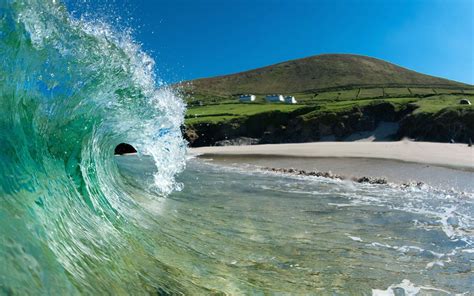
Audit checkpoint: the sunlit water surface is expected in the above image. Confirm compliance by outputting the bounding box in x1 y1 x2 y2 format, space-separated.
116 155 473 295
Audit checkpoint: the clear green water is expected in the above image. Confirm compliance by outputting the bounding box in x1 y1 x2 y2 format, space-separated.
1 1 185 294
114 156 473 295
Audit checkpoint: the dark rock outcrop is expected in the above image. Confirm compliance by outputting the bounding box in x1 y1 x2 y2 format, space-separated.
185 102 413 147
184 101 472 147
398 108 474 143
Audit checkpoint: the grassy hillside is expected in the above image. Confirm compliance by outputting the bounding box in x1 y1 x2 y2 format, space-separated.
179 54 473 146
185 95 473 128
184 94 474 146
179 54 471 98
186 104 303 124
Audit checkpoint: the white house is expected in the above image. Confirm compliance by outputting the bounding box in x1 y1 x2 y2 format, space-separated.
284 96 297 104
266 94 284 103
239 94 256 102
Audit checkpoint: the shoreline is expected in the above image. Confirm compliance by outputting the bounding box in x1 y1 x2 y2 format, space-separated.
191 140 474 171
190 141 474 192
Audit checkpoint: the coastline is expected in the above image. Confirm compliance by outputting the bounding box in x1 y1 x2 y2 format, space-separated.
190 141 474 192
191 140 474 171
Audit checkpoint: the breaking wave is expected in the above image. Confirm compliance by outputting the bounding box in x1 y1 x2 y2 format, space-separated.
0 0 186 293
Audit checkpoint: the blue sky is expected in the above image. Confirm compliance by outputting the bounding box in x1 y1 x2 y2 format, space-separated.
65 0 474 84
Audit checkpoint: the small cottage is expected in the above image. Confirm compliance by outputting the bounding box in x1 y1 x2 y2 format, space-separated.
239 94 256 102
266 94 284 103
284 96 297 104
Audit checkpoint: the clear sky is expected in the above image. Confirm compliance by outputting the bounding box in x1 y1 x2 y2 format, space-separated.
65 0 474 85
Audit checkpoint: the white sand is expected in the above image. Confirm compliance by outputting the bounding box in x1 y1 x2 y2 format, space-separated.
191 140 474 170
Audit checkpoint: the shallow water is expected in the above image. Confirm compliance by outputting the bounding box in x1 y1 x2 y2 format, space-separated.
114 155 474 294
201 155 474 193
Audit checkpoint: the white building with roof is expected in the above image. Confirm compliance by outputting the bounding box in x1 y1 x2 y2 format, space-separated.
284 96 297 104
239 94 256 102
265 94 284 103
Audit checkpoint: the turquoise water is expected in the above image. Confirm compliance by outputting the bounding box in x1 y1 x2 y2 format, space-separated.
117 156 473 294
0 1 473 294
1 0 185 294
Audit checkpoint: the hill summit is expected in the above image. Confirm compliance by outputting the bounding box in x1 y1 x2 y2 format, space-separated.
182 54 469 96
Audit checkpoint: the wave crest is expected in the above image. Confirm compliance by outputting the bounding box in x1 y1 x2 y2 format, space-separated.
0 0 186 292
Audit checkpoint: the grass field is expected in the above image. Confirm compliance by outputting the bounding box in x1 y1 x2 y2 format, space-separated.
358 88 384 98
433 88 464 94
298 97 416 120
384 87 411 96
408 88 436 95
185 91 474 126
412 94 474 114
311 89 360 102
186 103 304 124
184 87 471 109
183 78 474 129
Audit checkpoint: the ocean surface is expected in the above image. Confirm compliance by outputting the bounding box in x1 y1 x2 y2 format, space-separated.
1 1 473 295
112 155 474 295
203 155 474 193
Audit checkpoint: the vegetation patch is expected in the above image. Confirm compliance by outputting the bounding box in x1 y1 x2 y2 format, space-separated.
408 88 435 95
433 88 464 95
463 89 474 95
411 94 474 114
186 103 304 125
358 88 384 99
384 87 411 96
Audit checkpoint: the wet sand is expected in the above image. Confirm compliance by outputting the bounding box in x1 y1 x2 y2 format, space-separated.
198 155 474 192
191 141 474 192
192 141 474 170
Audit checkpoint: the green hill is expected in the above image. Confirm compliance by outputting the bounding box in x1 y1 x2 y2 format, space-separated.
180 54 473 147
180 54 470 97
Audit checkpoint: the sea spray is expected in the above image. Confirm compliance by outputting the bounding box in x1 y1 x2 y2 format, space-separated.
0 0 186 293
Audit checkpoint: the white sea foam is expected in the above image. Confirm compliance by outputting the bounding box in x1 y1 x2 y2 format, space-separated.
345 234 363 242
372 279 452 296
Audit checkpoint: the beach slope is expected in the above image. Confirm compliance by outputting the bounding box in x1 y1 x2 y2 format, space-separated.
191 141 474 170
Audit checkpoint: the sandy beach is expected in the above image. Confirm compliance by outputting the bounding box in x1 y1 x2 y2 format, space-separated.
191 141 474 192
191 140 474 170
